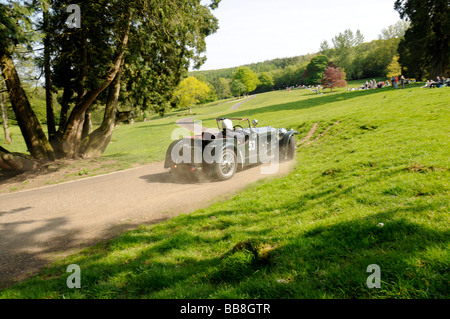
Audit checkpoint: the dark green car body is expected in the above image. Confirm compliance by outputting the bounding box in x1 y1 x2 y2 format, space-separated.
164 118 297 180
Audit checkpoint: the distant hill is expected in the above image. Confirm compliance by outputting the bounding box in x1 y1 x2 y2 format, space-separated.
190 35 401 92
190 53 317 83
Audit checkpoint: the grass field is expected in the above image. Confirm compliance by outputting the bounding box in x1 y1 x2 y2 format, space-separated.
0 83 449 299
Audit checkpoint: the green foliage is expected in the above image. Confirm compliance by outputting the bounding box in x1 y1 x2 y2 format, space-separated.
319 23 407 80
1 0 222 160
394 0 449 78
231 67 260 95
359 38 401 78
0 1 36 53
211 77 231 99
230 79 247 97
190 22 407 95
254 72 274 93
172 76 212 109
387 56 402 78
328 29 365 80
378 20 410 40
304 55 329 85
47 0 220 117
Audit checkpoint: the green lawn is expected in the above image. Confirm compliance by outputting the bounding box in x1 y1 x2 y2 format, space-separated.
1 84 449 299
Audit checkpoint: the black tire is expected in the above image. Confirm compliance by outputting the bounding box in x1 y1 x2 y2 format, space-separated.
214 148 237 181
286 135 296 161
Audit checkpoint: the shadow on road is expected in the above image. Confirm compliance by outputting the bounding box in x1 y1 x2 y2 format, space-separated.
139 171 214 185
0 206 32 217
0 216 77 289
0 212 175 290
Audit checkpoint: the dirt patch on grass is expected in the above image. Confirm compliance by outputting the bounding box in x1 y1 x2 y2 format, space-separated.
406 163 448 173
297 121 341 147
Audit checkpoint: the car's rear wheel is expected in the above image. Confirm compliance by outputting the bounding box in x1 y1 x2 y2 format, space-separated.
215 148 237 181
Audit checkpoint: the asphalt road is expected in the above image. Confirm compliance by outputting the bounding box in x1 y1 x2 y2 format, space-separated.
0 160 293 288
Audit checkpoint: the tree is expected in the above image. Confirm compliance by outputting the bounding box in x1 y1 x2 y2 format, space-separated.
378 20 410 40
0 2 55 161
319 40 331 56
212 77 231 99
321 66 347 92
173 76 212 113
394 0 449 78
255 72 274 93
0 0 221 167
230 79 247 98
330 29 365 80
387 55 402 78
231 67 260 95
361 37 401 78
1 93 12 144
304 55 329 85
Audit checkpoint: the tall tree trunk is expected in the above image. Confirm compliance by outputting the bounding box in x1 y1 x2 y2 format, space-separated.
81 106 92 140
80 34 91 141
57 80 72 134
0 52 54 161
79 63 123 158
43 8 56 139
59 7 132 158
1 93 12 144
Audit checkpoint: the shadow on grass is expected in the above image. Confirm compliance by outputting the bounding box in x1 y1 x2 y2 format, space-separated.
274 214 449 298
132 121 179 129
7 202 446 298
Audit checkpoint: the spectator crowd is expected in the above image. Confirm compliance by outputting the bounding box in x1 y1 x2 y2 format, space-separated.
420 76 449 88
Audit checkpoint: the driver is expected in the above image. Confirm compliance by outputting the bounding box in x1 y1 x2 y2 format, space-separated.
222 119 233 130
222 119 233 137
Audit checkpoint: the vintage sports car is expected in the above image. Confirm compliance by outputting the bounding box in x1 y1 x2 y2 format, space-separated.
164 117 297 181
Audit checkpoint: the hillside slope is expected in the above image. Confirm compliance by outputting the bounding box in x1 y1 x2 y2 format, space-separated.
1 85 448 299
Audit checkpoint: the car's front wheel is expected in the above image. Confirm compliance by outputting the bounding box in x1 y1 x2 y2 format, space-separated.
214 148 237 181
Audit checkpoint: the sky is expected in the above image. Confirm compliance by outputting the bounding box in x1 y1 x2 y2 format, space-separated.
198 0 402 71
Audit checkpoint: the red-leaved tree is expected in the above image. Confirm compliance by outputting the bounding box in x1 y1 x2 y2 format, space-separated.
321 66 347 92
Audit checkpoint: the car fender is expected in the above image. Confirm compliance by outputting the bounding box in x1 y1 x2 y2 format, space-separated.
279 130 298 158
164 139 182 168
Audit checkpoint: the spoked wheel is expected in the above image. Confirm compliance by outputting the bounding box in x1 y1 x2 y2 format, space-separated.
215 148 237 181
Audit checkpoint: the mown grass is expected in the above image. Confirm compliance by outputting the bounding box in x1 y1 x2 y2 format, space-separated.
0 84 448 299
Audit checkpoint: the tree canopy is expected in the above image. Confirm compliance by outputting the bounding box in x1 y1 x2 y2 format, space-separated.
231 67 260 95
321 66 347 92
0 0 221 165
304 55 329 85
387 56 402 78
230 79 247 98
173 76 212 111
394 0 449 78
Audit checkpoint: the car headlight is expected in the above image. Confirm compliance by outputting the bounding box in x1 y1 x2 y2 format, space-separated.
278 128 287 135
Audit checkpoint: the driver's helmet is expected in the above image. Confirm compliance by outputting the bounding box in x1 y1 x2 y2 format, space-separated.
222 119 233 130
